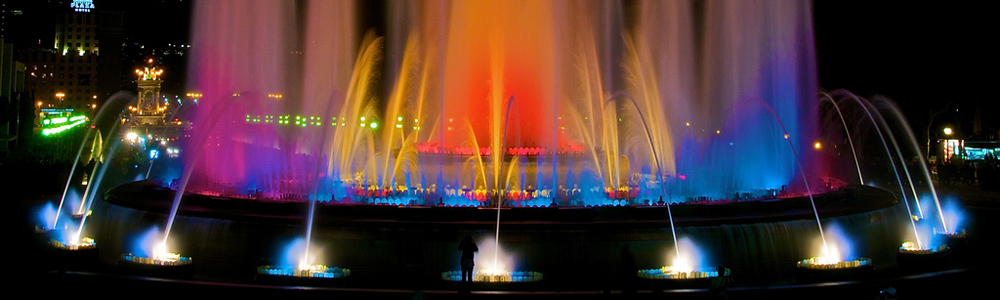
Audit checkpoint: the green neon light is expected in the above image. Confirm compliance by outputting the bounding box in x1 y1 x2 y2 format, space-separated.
41 119 87 136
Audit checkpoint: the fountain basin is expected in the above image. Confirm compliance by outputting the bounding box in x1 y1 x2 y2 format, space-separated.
257 265 351 278
936 230 967 253
118 253 194 278
50 237 97 251
897 243 951 271
441 271 543 283
637 267 718 280
92 180 905 286
45 237 99 270
795 257 873 282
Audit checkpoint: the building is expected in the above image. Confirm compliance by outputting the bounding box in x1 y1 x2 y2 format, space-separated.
1 37 28 156
127 59 188 146
19 0 123 114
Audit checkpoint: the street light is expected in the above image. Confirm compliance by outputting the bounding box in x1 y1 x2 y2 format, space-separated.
926 103 956 160
943 127 953 135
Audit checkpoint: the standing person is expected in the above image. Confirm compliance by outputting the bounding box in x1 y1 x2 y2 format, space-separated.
710 265 733 299
458 235 478 282
619 244 637 293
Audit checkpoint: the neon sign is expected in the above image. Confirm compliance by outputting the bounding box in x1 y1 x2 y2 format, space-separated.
71 0 95 13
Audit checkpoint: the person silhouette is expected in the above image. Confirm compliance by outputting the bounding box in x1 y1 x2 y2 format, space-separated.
458 235 478 282
619 244 637 293
710 265 733 299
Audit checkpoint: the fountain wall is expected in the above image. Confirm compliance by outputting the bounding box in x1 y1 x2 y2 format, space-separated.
90 185 906 285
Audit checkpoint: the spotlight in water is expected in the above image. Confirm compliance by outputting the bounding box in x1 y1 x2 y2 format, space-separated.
639 237 717 279
440 237 543 282
797 223 871 272
256 237 351 278
121 227 191 266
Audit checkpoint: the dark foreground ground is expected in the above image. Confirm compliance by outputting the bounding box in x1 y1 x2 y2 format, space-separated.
9 182 998 299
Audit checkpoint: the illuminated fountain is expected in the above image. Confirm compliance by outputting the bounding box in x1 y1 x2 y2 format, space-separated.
84 0 922 288
118 227 193 278
795 223 873 281
441 236 542 283
257 237 350 279
638 237 717 280
820 90 969 269
40 92 135 264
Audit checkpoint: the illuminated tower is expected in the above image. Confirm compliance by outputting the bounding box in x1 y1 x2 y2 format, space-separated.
133 59 164 125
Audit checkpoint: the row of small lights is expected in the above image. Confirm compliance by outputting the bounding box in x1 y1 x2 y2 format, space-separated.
246 115 420 130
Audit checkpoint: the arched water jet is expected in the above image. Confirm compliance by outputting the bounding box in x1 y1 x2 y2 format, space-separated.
52 92 135 229
860 98 938 230
825 90 923 248
870 96 950 234
72 121 124 245
820 93 864 184
157 96 237 261
748 98 830 260
607 91 681 266
75 120 122 217
834 90 925 220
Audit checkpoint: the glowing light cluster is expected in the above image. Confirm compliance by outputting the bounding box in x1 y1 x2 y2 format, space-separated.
43 115 86 126
41 117 88 136
899 241 948 254
796 257 871 270
153 242 180 262
257 265 350 278
439 271 543 283
637 268 718 279
136 66 164 81
50 237 96 251
121 253 192 266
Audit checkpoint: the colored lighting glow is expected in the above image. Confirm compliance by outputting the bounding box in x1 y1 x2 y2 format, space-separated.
369 122 378 129
42 118 87 136
814 142 822 150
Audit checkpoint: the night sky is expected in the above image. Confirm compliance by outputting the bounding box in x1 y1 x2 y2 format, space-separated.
9 0 997 135
812 0 998 136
